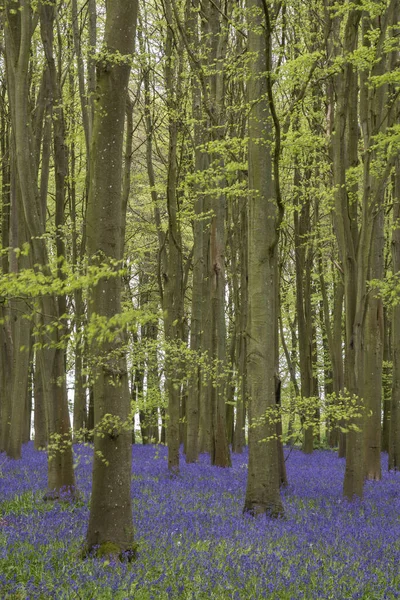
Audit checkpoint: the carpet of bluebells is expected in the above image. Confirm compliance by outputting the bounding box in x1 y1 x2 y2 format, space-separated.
0 443 400 599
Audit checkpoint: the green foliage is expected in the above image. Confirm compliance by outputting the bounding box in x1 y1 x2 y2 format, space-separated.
251 390 371 446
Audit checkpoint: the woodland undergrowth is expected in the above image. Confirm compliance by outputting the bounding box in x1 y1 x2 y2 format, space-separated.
0 443 399 599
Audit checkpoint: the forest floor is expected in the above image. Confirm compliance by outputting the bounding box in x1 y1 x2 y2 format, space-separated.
0 443 399 599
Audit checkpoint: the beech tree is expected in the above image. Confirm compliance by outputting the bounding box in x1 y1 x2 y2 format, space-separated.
243 0 284 517
85 0 138 557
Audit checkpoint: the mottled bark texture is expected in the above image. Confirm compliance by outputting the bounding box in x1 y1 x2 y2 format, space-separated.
85 0 138 557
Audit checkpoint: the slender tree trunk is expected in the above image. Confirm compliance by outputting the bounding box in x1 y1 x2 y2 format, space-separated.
34 354 47 449
390 158 400 471
185 0 203 462
6 144 32 460
363 207 384 479
0 100 12 454
243 0 283 517
233 198 247 453
382 308 392 453
22 344 33 444
294 181 315 454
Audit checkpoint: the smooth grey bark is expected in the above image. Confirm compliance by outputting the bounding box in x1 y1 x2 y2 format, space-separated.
243 0 283 518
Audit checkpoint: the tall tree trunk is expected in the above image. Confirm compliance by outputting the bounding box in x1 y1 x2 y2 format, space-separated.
0 98 11 454
185 0 203 463
85 0 138 557
7 168 32 460
331 3 363 499
243 0 283 518
294 165 315 454
207 0 231 468
162 0 185 474
70 0 95 442
233 198 248 453
363 207 384 479
390 158 400 471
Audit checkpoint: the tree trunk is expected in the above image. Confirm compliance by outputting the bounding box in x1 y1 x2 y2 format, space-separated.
185 0 203 462
243 0 283 518
163 0 185 474
294 160 315 454
382 308 392 453
331 4 363 499
6 153 32 460
390 158 400 471
0 98 12 454
233 198 248 453
34 354 47 450
85 0 137 557
363 207 384 479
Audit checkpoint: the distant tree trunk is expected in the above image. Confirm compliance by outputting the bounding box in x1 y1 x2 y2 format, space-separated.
34 354 47 450
70 0 95 442
275 376 288 487
6 139 32 461
318 258 343 448
0 312 12 453
138 260 160 444
363 206 384 480
390 157 400 471
22 358 33 443
233 198 248 453
85 0 137 557
70 116 87 441
294 170 315 454
382 308 392 453
87 386 94 434
243 0 284 517
225 323 236 447
0 99 12 454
